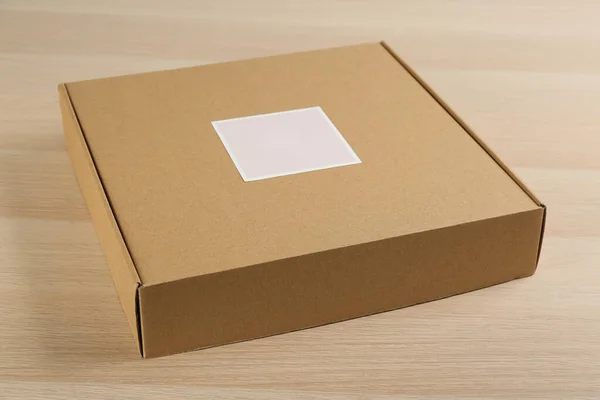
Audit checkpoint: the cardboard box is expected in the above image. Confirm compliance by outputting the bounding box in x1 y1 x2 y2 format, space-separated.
58 42 546 358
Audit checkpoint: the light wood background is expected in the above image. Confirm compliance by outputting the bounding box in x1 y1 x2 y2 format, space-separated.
1 1 599 399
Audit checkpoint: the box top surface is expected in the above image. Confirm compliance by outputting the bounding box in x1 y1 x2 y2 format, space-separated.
66 43 538 285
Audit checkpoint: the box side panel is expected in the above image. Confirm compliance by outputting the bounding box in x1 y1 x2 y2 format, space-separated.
140 208 544 358
58 84 142 354
380 41 543 207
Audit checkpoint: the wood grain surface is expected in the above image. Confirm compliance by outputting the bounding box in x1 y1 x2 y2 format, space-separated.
1 1 599 398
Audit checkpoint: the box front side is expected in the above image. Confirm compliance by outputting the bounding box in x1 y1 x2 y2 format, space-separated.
139 208 544 358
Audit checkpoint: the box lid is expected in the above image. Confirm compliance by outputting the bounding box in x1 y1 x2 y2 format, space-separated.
65 42 539 286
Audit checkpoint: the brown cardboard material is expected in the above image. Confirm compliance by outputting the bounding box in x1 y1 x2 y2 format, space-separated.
58 41 546 358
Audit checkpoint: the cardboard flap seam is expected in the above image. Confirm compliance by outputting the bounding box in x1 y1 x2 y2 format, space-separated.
61 83 142 286
535 204 547 268
135 283 145 358
379 41 542 207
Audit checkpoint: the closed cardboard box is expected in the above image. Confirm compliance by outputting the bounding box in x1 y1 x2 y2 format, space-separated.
58 42 546 358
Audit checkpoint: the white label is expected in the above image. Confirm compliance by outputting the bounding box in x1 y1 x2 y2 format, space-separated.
212 107 361 182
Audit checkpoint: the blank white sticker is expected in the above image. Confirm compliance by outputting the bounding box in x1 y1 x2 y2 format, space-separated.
212 107 361 182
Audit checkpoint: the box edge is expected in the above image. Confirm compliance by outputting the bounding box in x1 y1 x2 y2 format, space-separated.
379 41 543 207
380 41 547 270
534 204 547 269
58 83 144 356
143 207 541 291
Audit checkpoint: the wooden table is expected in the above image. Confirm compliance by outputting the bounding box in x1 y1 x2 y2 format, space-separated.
2 1 599 398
